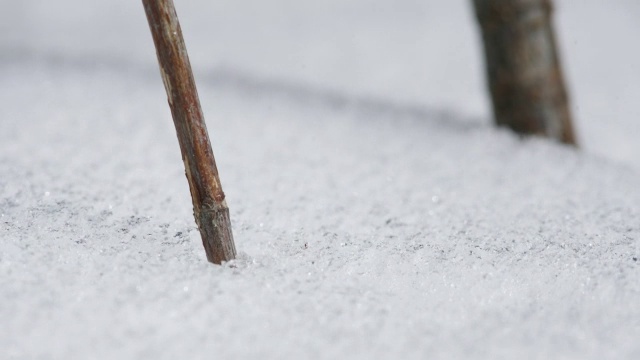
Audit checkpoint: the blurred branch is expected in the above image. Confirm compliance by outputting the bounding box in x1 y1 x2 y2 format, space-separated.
473 0 577 145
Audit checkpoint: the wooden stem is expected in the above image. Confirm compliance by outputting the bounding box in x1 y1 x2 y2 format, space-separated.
473 0 578 145
142 0 236 264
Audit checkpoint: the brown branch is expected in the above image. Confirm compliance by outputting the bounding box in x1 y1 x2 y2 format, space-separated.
473 0 578 145
142 0 236 264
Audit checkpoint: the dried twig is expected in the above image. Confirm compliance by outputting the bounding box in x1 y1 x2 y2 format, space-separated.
473 0 578 145
142 0 236 264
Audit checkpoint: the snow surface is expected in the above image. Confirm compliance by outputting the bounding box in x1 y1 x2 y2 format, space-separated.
2 1 640 359
4 0 640 168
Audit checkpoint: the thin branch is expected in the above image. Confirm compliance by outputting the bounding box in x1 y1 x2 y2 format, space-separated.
142 0 236 264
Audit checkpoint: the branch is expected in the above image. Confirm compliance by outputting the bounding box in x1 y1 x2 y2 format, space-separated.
142 0 236 264
473 0 578 145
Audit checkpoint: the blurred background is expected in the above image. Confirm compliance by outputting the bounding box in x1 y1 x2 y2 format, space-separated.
2 0 639 169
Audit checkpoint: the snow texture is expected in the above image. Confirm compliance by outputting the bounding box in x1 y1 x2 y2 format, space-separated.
1 1 640 359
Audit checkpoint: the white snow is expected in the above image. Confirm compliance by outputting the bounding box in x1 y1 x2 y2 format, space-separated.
1 1 639 359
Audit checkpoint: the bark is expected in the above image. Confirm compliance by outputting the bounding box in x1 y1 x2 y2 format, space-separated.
473 0 577 145
142 0 236 264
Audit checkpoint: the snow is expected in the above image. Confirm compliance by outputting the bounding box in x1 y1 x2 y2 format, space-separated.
1 1 640 359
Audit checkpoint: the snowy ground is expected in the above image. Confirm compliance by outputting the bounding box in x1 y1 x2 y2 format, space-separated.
1 1 639 359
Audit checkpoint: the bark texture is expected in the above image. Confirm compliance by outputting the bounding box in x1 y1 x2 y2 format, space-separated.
142 0 236 264
473 0 577 145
